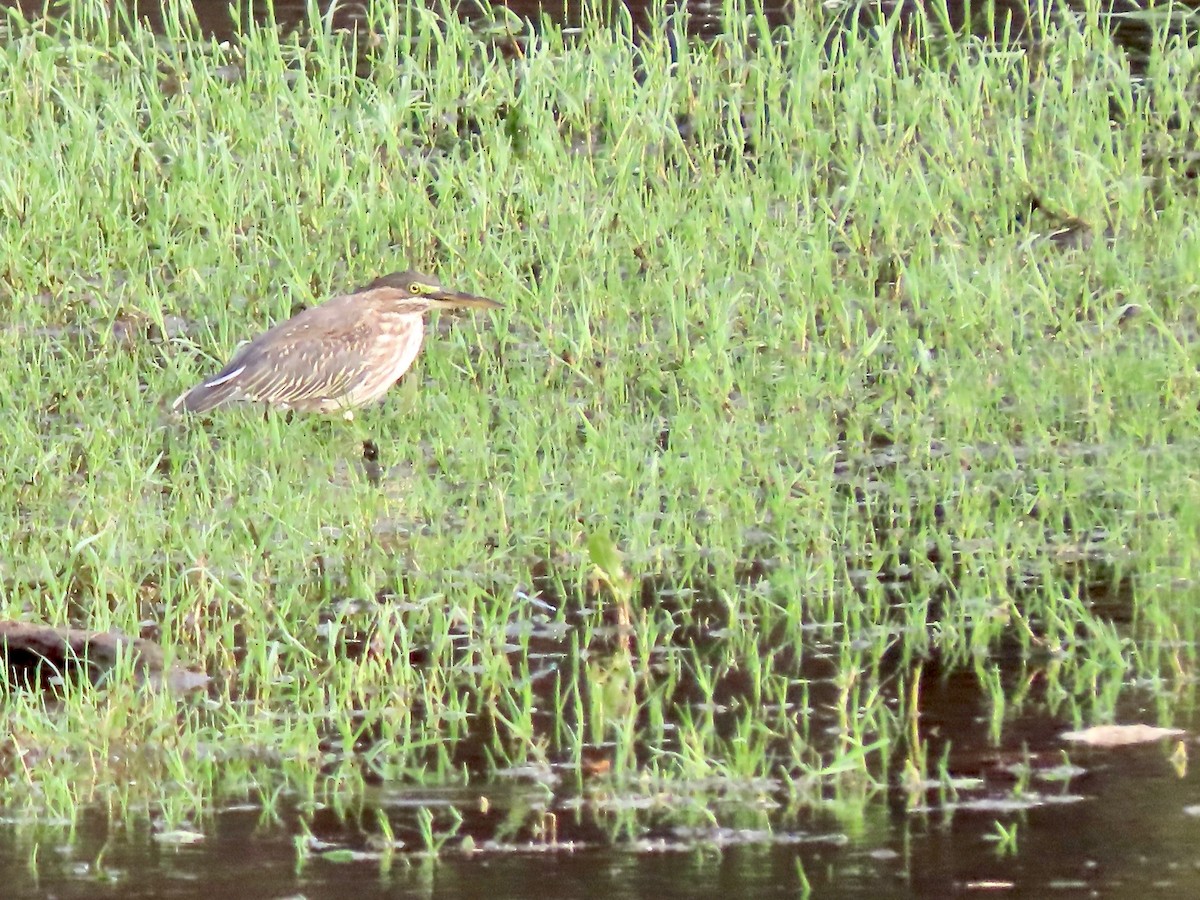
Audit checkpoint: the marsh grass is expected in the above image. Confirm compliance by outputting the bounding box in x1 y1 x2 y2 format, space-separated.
0 0 1199 864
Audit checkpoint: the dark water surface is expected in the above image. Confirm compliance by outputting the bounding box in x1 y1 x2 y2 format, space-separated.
4 0 1175 58
2 650 1199 898
2 729 1198 898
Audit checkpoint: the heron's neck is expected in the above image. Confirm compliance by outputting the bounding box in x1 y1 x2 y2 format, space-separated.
386 316 426 385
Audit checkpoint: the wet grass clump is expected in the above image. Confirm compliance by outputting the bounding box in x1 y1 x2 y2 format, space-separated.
1 0 1200 876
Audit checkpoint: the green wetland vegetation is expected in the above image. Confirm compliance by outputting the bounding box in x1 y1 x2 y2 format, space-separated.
2 0 1200 893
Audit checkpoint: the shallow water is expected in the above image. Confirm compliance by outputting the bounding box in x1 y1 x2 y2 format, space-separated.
3 0 1168 61
3 627 1199 897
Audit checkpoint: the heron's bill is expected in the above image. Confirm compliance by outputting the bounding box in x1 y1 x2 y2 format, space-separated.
428 292 502 311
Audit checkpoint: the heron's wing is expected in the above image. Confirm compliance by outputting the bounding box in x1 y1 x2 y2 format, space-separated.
174 301 378 413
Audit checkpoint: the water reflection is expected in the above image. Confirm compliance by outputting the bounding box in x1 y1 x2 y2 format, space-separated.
4 725 1200 900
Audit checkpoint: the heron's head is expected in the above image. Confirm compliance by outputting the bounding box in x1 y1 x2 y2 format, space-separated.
362 270 502 313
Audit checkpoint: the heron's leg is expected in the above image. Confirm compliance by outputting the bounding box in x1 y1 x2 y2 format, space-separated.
362 438 383 487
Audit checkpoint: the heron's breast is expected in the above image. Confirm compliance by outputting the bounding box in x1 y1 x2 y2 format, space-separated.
343 315 426 406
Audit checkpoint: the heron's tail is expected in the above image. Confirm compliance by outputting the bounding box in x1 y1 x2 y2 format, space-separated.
171 364 248 414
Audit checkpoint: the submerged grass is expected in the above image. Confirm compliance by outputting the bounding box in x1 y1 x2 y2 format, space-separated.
0 0 1199 859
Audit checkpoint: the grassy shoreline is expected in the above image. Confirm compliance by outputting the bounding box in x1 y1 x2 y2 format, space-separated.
0 0 1198 860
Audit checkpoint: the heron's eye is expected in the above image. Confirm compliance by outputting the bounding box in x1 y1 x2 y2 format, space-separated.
409 282 424 294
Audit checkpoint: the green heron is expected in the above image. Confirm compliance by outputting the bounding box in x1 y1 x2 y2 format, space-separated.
173 270 501 415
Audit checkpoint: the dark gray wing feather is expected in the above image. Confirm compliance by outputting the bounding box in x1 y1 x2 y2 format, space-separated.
174 301 376 413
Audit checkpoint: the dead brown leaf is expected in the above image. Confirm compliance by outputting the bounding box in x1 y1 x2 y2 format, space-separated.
1060 724 1185 747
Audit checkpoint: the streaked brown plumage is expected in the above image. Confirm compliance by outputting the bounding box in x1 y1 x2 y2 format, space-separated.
173 270 501 415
